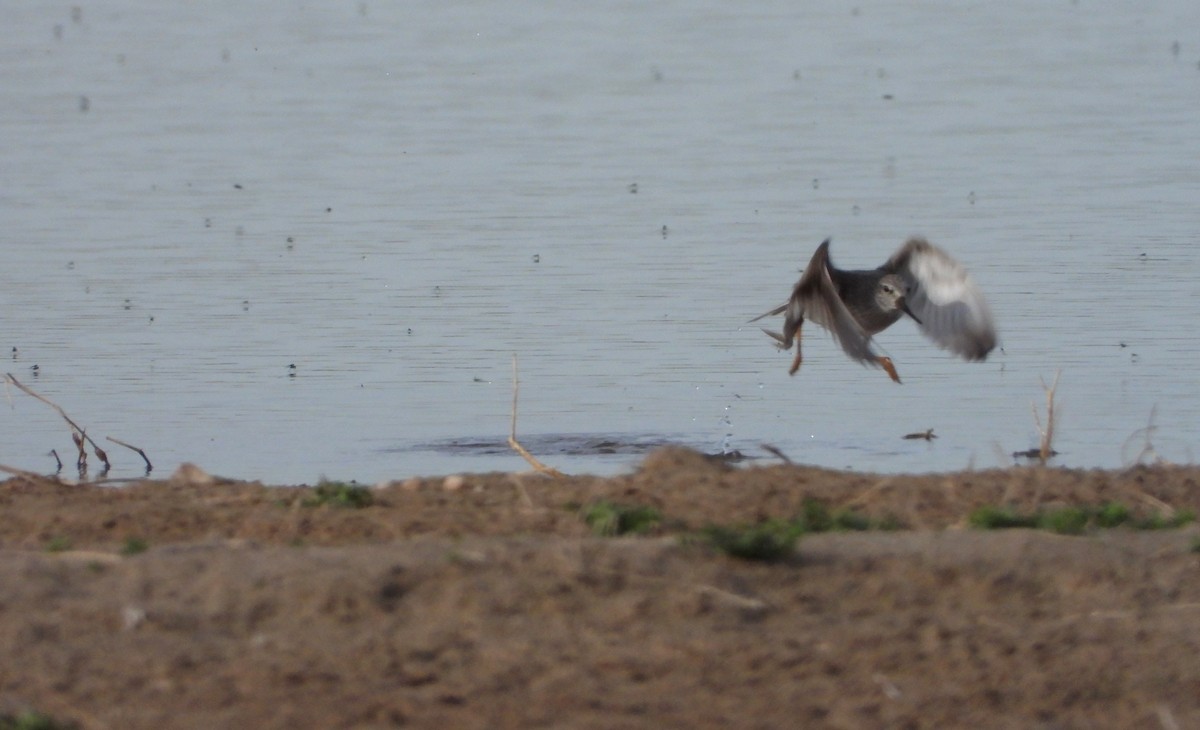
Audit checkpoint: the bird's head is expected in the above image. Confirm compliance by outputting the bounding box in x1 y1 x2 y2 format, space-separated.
877 275 922 325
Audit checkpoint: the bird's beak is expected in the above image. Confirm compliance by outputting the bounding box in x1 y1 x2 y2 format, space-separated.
898 297 922 325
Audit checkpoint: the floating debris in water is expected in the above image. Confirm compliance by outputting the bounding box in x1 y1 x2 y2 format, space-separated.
903 429 937 441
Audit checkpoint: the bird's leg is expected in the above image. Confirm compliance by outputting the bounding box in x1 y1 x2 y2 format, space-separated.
876 356 902 384
788 323 804 376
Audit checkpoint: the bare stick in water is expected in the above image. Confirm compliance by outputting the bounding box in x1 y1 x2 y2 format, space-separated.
5 372 111 472
507 354 565 478
760 443 793 464
107 436 153 474
1032 370 1061 465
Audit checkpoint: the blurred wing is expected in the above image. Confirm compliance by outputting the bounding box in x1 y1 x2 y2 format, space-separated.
748 302 786 323
887 238 996 360
797 240 880 365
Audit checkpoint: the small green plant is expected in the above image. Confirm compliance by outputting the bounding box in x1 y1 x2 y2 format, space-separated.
1037 507 1092 535
45 536 72 553
797 499 875 532
1095 502 1131 528
969 506 1039 530
702 520 802 562
799 499 833 532
120 537 149 556
582 501 662 536
970 502 1194 534
303 480 374 508
1189 536 1200 554
0 711 79 730
1132 509 1195 530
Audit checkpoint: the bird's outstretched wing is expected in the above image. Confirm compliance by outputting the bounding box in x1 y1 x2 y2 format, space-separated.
799 240 880 365
885 237 996 360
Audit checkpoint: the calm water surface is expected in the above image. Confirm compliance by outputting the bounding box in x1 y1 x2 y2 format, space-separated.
3 1 1198 483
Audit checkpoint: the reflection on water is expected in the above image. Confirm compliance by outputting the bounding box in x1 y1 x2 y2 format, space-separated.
2 1 1198 483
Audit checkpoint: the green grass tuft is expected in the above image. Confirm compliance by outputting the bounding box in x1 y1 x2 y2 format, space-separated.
120 537 149 556
582 501 662 536
701 520 802 563
969 506 1039 530
1037 507 1092 535
44 536 72 553
1132 509 1195 530
797 499 880 532
1095 502 1131 528
970 502 1194 534
0 711 79 730
303 481 374 509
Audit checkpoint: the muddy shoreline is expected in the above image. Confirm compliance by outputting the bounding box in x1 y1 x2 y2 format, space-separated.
2 449 1198 729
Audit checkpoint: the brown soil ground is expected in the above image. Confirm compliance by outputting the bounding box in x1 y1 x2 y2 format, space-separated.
2 448 1199 729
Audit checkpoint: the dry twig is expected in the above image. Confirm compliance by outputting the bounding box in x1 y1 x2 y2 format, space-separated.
107 435 153 474
5 372 112 473
1121 406 1170 466
1030 370 1061 465
506 354 565 478
759 443 793 464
